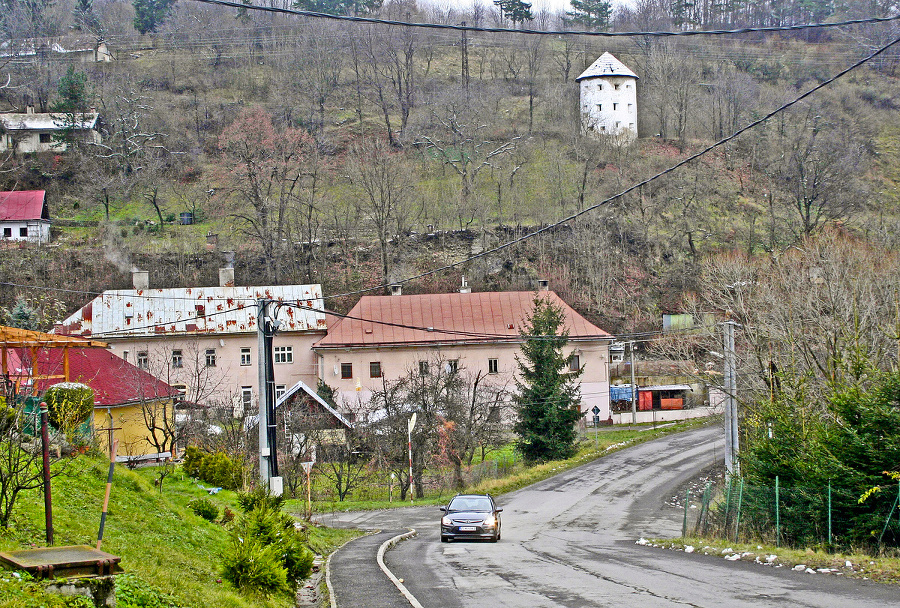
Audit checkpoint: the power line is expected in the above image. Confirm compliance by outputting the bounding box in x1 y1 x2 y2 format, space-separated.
187 0 900 38
323 30 900 301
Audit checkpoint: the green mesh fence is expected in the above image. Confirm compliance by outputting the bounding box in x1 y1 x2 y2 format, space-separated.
684 477 900 552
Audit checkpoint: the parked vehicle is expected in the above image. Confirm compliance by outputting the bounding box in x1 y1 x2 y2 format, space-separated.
440 494 502 542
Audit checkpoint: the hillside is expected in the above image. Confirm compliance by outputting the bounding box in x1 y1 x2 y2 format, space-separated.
2 1 900 336
0 456 357 608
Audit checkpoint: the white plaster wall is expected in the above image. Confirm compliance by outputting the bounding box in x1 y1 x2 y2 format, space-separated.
0 220 50 243
580 75 638 141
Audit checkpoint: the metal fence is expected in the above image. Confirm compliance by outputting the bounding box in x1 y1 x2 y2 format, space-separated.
684 477 900 551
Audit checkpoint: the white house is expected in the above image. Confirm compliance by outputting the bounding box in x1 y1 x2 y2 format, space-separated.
0 107 101 153
577 52 638 143
0 36 112 63
55 269 327 414
0 190 51 244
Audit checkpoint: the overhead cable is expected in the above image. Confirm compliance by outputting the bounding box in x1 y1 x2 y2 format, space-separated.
187 0 900 37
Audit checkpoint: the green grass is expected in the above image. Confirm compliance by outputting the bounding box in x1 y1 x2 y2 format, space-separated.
651 537 900 584
1 458 361 608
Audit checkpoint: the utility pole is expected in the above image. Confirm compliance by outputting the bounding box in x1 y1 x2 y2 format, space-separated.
630 341 637 424
723 320 740 475
257 299 281 493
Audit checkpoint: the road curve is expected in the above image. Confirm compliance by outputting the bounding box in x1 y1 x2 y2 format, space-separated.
321 425 900 608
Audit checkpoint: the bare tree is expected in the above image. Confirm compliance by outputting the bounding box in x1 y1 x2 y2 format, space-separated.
346 137 418 284
417 100 519 229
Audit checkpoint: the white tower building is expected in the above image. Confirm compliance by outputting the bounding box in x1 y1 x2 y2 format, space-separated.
577 52 639 143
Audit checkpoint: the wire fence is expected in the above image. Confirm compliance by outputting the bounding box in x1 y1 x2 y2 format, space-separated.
684 477 900 553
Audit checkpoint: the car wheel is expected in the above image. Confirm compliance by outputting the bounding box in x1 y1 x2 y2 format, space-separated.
490 532 499 543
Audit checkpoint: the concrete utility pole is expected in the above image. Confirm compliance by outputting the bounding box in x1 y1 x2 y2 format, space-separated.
630 341 637 424
723 320 740 475
257 299 282 494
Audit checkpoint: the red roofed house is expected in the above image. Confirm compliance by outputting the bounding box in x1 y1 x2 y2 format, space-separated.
0 190 50 244
313 285 614 425
10 346 180 460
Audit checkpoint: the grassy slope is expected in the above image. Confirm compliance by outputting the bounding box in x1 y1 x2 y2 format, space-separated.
0 458 359 608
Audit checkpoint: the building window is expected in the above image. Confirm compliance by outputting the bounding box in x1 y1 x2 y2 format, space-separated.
241 387 253 410
39 133 51 143
341 362 353 379
2 228 10 238
240 347 251 366
172 384 187 399
626 83 632 88
418 361 429 376
172 350 183 368
275 384 286 400
205 348 217 367
600 126 607 132
488 358 499 374
137 351 148 369
447 359 459 374
596 104 602 111
615 121 621 127
370 361 382 378
195 304 205 317
569 354 581 372
628 103 633 113
614 83 620 90
612 103 618 110
629 123 635 129
19 227 27 237
274 346 293 364
122 351 129 362
597 83 603 90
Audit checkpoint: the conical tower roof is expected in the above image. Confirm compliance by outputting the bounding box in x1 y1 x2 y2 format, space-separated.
576 52 638 81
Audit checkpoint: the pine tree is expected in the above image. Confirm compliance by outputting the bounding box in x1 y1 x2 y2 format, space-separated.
494 0 533 25
132 0 176 35
566 0 612 30
513 296 583 463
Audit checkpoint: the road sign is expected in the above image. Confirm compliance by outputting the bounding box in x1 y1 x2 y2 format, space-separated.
592 406 601 415
301 461 314 474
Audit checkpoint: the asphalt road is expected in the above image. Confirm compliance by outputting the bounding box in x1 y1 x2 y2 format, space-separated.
319 425 900 607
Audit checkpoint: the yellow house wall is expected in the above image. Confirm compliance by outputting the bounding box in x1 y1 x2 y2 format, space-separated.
94 399 175 458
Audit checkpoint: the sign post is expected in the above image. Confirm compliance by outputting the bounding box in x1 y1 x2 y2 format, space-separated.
301 461 314 520
407 413 417 504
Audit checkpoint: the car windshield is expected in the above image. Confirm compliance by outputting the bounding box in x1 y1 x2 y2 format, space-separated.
448 497 493 512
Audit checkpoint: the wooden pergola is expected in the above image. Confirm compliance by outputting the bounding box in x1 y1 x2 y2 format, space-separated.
0 326 107 392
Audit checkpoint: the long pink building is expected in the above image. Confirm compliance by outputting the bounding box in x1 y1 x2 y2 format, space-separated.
313 287 613 425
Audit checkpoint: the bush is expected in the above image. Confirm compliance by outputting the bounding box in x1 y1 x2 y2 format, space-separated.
221 535 289 595
237 486 285 513
115 574 184 608
182 445 243 490
41 383 93 432
187 497 219 521
239 506 313 581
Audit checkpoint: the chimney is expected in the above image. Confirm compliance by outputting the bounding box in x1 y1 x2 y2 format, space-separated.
132 270 149 290
390 284 402 296
219 268 235 287
459 276 471 294
25 105 35 114
537 278 549 291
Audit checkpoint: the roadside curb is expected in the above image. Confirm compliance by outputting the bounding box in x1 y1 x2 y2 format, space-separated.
377 529 423 608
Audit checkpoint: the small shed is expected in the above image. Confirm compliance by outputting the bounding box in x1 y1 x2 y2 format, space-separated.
0 190 50 243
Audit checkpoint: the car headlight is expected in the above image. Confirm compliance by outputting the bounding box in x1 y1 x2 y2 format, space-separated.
441 516 452 526
483 515 496 527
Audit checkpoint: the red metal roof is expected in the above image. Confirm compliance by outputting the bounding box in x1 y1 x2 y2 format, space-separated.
0 191 48 222
315 291 610 348
17 347 178 406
